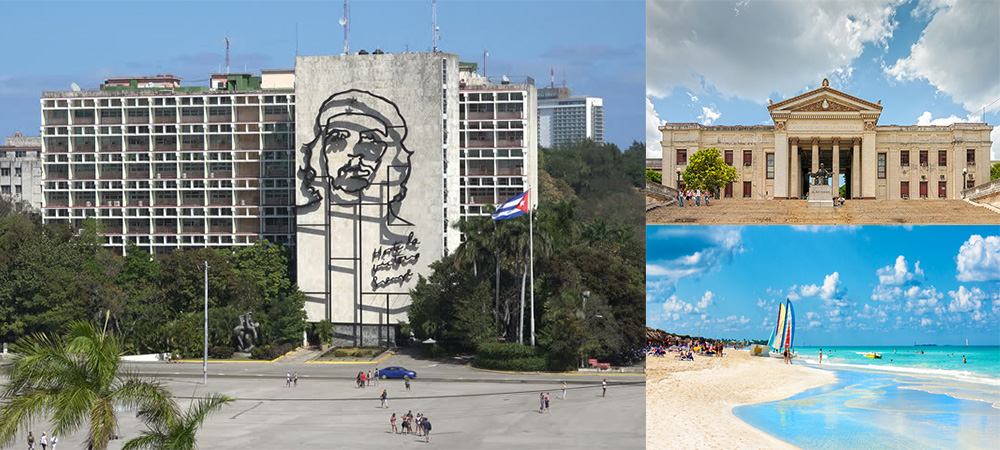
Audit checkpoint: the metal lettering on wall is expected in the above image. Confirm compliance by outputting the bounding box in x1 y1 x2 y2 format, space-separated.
297 89 420 295
787 120 863 133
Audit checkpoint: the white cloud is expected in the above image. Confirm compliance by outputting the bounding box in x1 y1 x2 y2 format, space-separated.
884 0 1000 114
808 320 822 328
698 105 721 125
696 291 716 311
915 111 982 126
756 298 767 308
646 227 745 297
877 255 924 286
662 295 694 315
647 0 902 102
903 286 944 315
920 318 933 327
646 97 664 157
800 272 847 303
947 286 985 314
687 92 700 103
955 235 1000 282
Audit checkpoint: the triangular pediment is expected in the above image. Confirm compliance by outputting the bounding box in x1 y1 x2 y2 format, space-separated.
768 80 882 115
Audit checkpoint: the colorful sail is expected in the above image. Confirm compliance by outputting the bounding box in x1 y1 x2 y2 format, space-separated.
769 302 787 353
785 300 795 350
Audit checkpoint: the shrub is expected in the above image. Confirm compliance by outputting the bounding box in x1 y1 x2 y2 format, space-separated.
646 169 662 184
208 346 235 359
250 345 272 360
474 343 547 372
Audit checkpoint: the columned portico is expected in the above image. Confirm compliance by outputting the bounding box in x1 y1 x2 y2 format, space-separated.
790 138 800 198
832 138 840 198
811 137 819 173
851 138 861 199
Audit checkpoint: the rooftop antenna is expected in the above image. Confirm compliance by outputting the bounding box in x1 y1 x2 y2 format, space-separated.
225 34 230 74
432 0 441 52
483 50 489 77
550 67 555 89
562 69 567 88
339 0 350 55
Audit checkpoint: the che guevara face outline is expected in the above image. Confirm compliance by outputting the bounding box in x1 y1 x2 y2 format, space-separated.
322 115 390 194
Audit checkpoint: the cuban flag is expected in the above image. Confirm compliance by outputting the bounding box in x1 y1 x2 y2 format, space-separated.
492 190 530 221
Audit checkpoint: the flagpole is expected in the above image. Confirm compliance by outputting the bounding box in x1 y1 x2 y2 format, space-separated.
529 198 535 347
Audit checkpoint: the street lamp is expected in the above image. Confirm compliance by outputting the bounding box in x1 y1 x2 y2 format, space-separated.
580 291 592 368
202 261 210 385
962 168 968 197
676 168 683 189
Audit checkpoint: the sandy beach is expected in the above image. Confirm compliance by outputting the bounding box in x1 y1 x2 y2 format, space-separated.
646 349 836 450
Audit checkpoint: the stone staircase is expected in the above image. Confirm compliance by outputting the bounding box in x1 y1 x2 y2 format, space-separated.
647 198 1000 225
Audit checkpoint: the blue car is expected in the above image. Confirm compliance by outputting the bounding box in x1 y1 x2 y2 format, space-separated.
378 366 417 379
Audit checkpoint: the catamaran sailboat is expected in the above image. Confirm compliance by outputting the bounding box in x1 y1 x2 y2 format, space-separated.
767 299 795 358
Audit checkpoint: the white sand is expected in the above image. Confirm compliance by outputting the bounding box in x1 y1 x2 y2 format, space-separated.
646 349 836 450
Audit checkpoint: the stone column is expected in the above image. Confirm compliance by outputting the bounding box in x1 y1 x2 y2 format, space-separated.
790 138 800 198
851 138 861 199
832 137 840 199
774 131 789 199
811 137 820 173
861 125 877 199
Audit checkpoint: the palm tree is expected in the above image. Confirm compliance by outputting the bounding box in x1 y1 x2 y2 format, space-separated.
0 320 174 450
122 393 234 450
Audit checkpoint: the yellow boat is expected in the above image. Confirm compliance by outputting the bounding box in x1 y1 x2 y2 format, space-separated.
864 352 882 359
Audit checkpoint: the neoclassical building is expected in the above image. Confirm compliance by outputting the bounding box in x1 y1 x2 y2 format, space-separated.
660 79 993 200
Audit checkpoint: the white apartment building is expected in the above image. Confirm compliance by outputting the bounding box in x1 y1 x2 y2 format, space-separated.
537 87 604 148
40 73 296 255
458 65 539 218
0 132 43 210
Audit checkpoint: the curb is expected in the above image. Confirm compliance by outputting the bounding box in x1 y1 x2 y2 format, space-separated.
306 351 396 365
176 348 296 364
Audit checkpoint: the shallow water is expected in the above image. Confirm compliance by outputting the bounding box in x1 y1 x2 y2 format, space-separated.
733 366 1000 450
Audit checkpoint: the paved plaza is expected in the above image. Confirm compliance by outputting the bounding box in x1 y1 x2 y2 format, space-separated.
646 198 1000 225
1 351 645 449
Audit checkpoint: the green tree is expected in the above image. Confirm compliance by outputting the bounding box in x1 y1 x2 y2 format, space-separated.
122 393 234 450
839 184 847 198
992 161 1000 180
646 169 662 183
0 320 175 450
682 147 738 194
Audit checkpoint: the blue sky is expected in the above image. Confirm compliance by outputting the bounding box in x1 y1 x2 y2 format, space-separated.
0 0 643 148
646 0 1000 160
646 226 1000 346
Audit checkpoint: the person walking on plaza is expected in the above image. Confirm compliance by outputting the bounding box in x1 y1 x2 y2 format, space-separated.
422 416 432 443
372 367 379 386
544 393 551 413
704 190 711 206
404 374 411 391
677 189 684 207
49 435 56 450
602 379 608 397
562 381 568 399
694 188 701 206
367 370 373 387
539 392 545 413
360 371 367 388
39 432 47 450
27 432 34 450
686 189 693 206
285 371 291 388
292 371 298 387
380 389 389 408
390 413 398 434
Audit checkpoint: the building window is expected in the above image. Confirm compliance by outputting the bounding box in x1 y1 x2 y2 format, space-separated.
724 150 733 166
14 168 21 177
938 181 946 198
743 181 752 198
938 150 947 167
919 150 928 166
919 181 928 198
743 150 752 166
967 149 976 164
766 153 775 179
676 149 687 165
0 168 8 177
877 153 886 179
900 181 909 198
15 186 21 195
900 150 909 166
724 182 733 198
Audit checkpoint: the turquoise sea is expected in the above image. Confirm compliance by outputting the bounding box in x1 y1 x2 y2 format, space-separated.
733 346 1000 449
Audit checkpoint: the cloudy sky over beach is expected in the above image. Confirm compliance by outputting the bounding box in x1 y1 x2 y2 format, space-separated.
646 226 1000 345
646 0 1000 159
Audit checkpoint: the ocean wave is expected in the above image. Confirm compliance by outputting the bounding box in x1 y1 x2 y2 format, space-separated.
799 359 1000 387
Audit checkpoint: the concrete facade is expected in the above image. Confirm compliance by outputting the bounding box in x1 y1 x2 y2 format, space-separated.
294 53 460 346
40 78 296 255
660 80 993 200
0 132 43 209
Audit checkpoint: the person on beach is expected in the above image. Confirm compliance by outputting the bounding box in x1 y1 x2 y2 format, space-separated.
562 381 568 399
390 413 398 434
963 355 967 363
380 389 388 408
602 379 608 397
783 348 790 364
819 348 823 365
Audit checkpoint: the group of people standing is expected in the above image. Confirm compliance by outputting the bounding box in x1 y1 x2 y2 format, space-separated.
390 411 432 443
677 188 712 207
25 431 57 450
357 368 380 388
